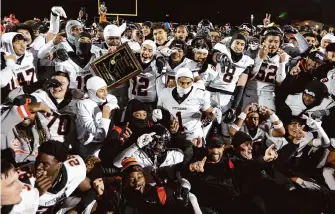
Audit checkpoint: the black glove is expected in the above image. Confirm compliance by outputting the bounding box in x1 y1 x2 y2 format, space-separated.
53 48 69 62
156 56 165 73
222 108 236 124
44 79 62 89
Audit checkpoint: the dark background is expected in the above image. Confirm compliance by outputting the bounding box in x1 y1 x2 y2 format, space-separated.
2 0 335 25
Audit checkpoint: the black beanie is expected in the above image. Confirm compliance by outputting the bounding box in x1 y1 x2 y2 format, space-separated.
77 31 92 40
232 131 252 148
326 43 335 52
124 99 148 122
304 80 329 108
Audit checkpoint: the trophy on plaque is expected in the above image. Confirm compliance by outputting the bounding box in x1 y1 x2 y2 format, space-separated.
90 43 143 88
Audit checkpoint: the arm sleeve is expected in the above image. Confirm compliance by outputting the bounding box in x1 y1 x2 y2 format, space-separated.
37 41 55 59
0 59 15 88
276 62 287 83
76 101 111 144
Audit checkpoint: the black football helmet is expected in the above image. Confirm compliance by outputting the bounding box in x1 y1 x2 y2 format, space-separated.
144 124 171 157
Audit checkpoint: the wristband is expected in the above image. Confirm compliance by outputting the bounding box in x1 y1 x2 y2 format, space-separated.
269 113 279 122
296 178 304 185
273 122 283 129
238 112 247 120
231 124 240 131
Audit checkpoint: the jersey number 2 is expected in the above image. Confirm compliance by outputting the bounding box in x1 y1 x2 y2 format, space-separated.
132 77 149 96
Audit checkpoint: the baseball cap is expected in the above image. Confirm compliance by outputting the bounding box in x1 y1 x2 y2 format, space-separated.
308 51 325 64
207 134 225 148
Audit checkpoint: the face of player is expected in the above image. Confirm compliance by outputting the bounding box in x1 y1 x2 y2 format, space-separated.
140 44 154 62
327 51 335 62
305 36 316 47
167 76 176 88
96 27 104 40
106 36 121 47
322 39 331 49
50 76 69 100
230 39 246 54
175 26 188 41
35 153 62 181
143 26 151 37
170 47 185 63
207 146 224 163
13 39 27 56
194 51 208 64
305 57 321 72
96 86 108 100
126 171 145 193
132 110 147 120
210 31 221 45
302 93 316 106
19 114 37 127
239 141 253 160
132 29 143 43
177 77 193 89
17 29 32 45
1 170 24 206
287 121 303 138
264 35 281 54
153 29 168 45
245 112 260 131
71 26 83 37
289 38 298 47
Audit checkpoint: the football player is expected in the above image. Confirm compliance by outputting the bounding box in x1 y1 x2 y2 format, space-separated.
156 68 221 146
243 27 290 111
211 32 254 124
1 33 37 103
128 40 165 109
1 159 39 214
18 140 86 213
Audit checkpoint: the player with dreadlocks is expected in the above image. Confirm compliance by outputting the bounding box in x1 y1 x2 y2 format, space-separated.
1 94 51 166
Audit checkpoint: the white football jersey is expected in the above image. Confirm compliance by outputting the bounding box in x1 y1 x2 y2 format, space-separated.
321 69 335 96
32 90 76 143
9 184 39 214
246 52 289 92
157 87 211 138
54 59 92 90
26 155 86 210
128 60 161 103
6 54 37 90
211 43 254 93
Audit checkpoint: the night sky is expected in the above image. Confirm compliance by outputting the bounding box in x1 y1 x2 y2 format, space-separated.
2 0 334 25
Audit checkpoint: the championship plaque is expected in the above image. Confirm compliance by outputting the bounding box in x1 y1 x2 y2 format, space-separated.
90 43 143 88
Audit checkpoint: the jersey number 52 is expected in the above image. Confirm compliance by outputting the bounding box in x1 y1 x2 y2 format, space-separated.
255 64 278 83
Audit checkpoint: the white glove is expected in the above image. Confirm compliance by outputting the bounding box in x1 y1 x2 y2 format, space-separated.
105 100 119 111
152 109 163 122
298 180 321 190
159 47 177 57
305 115 322 130
213 107 222 124
136 132 156 148
51 6 67 18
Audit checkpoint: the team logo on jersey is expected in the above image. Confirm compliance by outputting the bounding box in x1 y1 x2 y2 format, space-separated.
172 107 187 110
